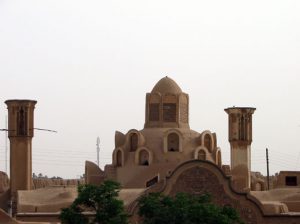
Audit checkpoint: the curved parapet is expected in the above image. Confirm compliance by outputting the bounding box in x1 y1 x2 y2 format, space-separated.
115 131 126 148
85 161 106 186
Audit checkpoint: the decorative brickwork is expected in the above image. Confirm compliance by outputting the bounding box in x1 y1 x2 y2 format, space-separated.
163 103 176 122
169 166 258 224
180 102 188 123
149 103 159 121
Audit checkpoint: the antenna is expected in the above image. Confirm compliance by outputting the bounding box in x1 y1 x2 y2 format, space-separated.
266 148 270 190
96 137 100 167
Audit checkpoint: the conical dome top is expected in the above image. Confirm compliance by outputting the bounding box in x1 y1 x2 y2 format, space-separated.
151 76 182 94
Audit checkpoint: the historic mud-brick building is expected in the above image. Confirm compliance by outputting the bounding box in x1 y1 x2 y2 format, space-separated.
103 77 223 188
2 77 300 224
85 77 300 224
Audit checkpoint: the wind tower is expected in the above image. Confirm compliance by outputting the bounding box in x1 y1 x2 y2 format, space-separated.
225 107 256 191
5 99 37 196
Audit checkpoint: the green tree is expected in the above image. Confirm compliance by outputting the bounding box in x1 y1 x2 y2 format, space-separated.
60 180 128 224
138 192 244 224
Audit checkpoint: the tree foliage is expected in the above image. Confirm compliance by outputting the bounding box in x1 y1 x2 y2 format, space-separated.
60 180 128 224
138 192 244 224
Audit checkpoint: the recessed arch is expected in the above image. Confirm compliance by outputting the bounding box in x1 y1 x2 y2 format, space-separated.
194 146 209 160
135 147 153 166
139 149 149 166
163 129 183 153
113 148 124 167
201 131 215 153
126 129 145 152
167 133 179 152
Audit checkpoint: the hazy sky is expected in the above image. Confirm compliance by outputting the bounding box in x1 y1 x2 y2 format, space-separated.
0 1 299 178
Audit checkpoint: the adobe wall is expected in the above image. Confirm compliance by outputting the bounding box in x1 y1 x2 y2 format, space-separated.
273 171 300 188
128 160 300 224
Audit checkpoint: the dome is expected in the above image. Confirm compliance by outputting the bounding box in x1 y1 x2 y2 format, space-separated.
151 76 182 94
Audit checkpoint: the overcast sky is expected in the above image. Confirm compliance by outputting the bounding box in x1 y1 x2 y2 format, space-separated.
0 0 299 178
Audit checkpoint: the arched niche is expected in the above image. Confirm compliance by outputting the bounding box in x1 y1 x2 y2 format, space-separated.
139 150 149 166
126 130 145 152
194 146 209 160
255 182 262 191
201 131 215 152
113 148 124 167
168 133 179 152
135 147 153 166
251 180 265 191
163 129 183 153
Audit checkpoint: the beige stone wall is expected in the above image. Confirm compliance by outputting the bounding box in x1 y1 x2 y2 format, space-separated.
32 178 84 189
109 128 221 188
85 161 105 185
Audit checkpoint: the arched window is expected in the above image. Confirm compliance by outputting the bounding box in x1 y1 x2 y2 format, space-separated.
116 150 122 167
198 150 206 160
204 134 212 152
168 133 179 152
130 133 138 152
139 149 149 166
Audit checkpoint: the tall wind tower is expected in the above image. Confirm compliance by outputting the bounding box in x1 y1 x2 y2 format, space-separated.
225 107 256 191
5 100 37 196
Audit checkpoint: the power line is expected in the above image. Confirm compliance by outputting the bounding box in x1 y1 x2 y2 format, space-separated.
33 128 57 133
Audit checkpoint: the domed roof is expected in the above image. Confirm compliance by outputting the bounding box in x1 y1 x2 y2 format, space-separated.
151 76 182 94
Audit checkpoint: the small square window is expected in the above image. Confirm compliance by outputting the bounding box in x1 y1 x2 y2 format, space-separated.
286 176 297 186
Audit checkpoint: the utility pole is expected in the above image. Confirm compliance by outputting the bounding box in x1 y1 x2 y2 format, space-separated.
266 148 270 190
96 137 100 167
5 115 8 174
